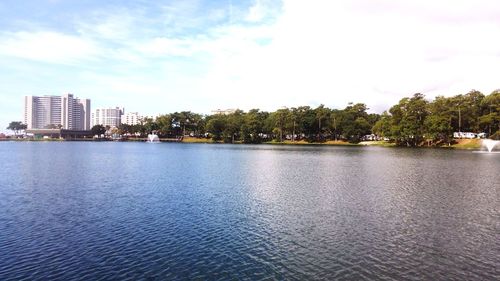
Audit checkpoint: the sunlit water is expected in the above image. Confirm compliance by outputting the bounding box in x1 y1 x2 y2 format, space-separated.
0 142 498 280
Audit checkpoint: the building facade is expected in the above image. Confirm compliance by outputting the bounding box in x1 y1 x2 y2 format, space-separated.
121 112 144 125
92 107 124 128
24 94 91 130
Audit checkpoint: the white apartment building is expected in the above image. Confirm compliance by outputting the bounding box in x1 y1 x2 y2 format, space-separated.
121 112 144 125
24 94 91 130
92 107 124 128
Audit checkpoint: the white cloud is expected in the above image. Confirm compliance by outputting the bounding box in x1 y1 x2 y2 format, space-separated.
194 0 500 111
134 37 199 58
246 0 266 22
0 31 100 64
1 0 499 121
75 11 138 41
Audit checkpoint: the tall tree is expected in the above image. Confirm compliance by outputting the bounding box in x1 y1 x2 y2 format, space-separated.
479 90 500 137
271 108 290 142
156 114 173 137
224 110 244 143
206 116 226 141
288 108 299 142
389 93 428 146
315 104 330 140
424 96 454 145
372 111 392 138
142 117 158 136
330 109 343 141
7 121 27 136
451 90 485 132
339 103 370 142
242 109 267 143
91 125 106 137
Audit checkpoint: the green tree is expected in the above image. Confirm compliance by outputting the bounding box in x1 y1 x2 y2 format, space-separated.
424 96 454 145
91 125 106 137
269 108 290 142
156 114 173 137
297 106 316 141
189 113 204 136
479 90 500 137
315 104 330 141
372 111 392 138
169 111 199 137
206 116 226 141
118 123 133 136
329 109 343 141
140 117 158 136
451 90 485 132
224 110 244 143
131 124 143 136
339 103 370 142
366 113 380 129
242 109 267 143
7 121 27 136
389 93 428 146
284 106 314 141
287 108 299 142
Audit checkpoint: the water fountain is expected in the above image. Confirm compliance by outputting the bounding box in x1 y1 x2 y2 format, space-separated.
482 139 499 153
147 133 160 143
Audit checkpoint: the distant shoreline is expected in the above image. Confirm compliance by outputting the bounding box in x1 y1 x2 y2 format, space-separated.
1 137 485 150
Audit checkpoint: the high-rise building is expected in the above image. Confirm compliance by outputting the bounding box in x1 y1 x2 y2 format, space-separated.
24 94 91 130
121 112 144 126
92 107 124 128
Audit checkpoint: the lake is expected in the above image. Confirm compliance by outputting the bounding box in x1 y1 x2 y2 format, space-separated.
0 142 498 280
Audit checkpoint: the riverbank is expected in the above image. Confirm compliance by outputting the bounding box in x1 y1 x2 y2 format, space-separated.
359 139 483 149
180 137 360 146
448 139 482 150
181 137 484 150
2 136 485 150
264 139 359 146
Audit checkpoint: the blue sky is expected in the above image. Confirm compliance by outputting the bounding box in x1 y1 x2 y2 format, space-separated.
1 0 500 133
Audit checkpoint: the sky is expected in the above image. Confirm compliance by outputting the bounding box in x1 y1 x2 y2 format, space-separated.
1 0 500 132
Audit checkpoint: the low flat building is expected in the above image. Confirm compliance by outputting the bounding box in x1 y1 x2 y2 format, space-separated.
211 109 236 115
26 129 94 140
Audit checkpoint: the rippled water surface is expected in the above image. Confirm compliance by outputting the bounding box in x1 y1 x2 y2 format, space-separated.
0 142 498 280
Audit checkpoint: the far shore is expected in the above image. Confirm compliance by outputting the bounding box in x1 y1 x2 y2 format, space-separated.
182 137 484 150
1 136 487 150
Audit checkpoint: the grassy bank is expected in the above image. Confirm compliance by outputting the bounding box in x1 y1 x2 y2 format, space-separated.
6 138 66 141
359 141 397 147
181 137 359 146
264 140 359 146
449 139 482 150
181 137 217 143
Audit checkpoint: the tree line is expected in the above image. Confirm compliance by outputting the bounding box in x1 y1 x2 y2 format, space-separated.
108 89 499 145
373 90 499 146
11 89 498 145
